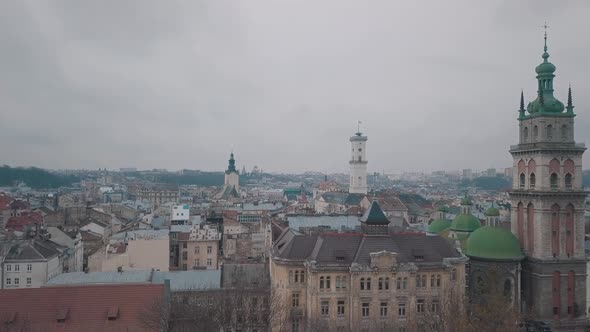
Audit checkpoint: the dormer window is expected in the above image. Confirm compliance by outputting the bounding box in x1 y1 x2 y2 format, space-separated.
56 308 69 323
107 307 119 321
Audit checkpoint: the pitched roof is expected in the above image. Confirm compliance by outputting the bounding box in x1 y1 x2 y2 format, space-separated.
273 231 461 266
0 284 165 331
4 212 43 231
360 201 390 225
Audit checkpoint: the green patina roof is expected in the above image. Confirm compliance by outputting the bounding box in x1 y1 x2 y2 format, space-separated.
465 226 524 261
450 214 480 232
360 200 390 225
485 207 500 217
428 219 451 234
437 205 449 213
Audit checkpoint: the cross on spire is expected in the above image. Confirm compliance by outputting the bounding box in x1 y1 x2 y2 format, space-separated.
541 21 550 52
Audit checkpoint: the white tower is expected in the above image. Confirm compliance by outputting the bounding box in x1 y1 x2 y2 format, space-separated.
349 128 368 194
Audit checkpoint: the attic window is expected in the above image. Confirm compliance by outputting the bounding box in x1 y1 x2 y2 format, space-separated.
107 307 119 320
4 312 16 324
56 308 69 323
412 249 425 261
334 250 346 262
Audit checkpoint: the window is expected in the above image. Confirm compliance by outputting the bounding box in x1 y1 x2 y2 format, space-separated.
565 173 573 189
551 173 558 189
533 125 538 140
402 277 407 289
451 269 457 281
26 277 31 285
182 252 188 260
380 302 388 317
366 277 371 290
6 265 11 272
300 270 305 283
182 264 187 271
294 271 299 283
207 246 212 254
195 259 200 266
436 275 441 287
292 293 300 307
561 125 568 141
524 127 529 141
14 265 19 272
337 300 345 316
430 275 435 287
195 246 200 254
431 300 440 313
530 173 536 189
321 300 329 316
27 264 32 272
396 277 401 289
182 242 187 249
292 318 300 331
378 277 389 290
360 277 365 290
207 259 212 266
519 173 525 189
336 276 346 289
289 271 294 283
547 124 553 140
398 303 406 317
326 276 331 289
320 276 325 289
361 302 370 317
378 277 383 290
417 299 425 314
421 275 427 288
5 278 10 285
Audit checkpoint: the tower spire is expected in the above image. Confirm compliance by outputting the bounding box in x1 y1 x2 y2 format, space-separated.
541 21 550 61
566 83 575 114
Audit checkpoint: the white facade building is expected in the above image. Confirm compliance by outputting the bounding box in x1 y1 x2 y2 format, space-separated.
349 131 368 194
171 205 190 223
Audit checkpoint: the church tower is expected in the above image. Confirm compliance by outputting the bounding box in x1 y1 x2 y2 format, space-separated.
349 128 368 194
509 29 587 328
224 152 239 191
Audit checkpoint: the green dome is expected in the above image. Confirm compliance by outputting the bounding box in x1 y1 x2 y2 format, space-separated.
450 214 480 232
527 95 564 114
535 54 556 75
465 226 524 260
428 219 451 234
485 207 500 217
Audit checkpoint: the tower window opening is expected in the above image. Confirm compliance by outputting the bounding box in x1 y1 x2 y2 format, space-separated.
358 156 362 162
561 125 568 141
547 125 553 140
533 125 538 140
524 127 529 142
550 173 558 190
565 173 572 189
529 173 536 189
519 173 525 189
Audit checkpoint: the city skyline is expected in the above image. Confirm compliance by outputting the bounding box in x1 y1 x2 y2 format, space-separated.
1 1 589 173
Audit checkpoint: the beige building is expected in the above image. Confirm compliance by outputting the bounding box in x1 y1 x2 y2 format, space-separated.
270 201 466 331
88 229 169 272
178 223 221 270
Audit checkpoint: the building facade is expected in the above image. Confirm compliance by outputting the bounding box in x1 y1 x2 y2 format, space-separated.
349 131 368 195
271 202 466 331
508 33 588 329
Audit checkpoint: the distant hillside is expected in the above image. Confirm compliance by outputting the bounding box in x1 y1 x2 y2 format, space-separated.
0 165 79 189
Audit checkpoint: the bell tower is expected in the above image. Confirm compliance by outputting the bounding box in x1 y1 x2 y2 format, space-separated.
349 122 368 194
509 27 587 329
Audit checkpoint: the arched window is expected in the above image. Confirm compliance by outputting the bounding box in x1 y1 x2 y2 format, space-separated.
360 277 366 290
300 270 305 283
550 173 558 189
430 275 435 287
533 125 539 140
320 276 325 289
520 173 525 189
402 277 407 289
436 275 441 287
421 275 427 288
529 173 536 189
565 173 573 189
527 203 535 253
294 271 299 283
289 271 294 283
566 204 575 257
396 277 401 290
553 271 561 319
547 124 553 140
517 202 524 248
366 277 371 290
524 127 529 142
561 125 568 141
551 204 560 257
503 279 512 298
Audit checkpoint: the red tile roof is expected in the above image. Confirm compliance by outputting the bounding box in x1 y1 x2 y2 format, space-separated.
0 193 12 210
5 212 43 231
0 284 165 332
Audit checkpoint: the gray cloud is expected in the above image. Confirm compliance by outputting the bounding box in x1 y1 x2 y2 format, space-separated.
1 0 589 173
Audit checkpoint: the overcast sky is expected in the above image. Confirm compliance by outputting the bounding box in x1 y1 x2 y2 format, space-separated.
1 1 589 173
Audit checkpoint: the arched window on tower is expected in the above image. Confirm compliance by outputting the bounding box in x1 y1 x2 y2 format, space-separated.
551 204 560 257
520 173 525 189
553 271 561 319
566 204 574 257
523 127 529 142
565 173 573 189
547 124 554 140
529 173 536 189
533 125 539 140
561 125 568 141
527 203 535 254
517 202 525 248
503 279 512 299
550 173 558 190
